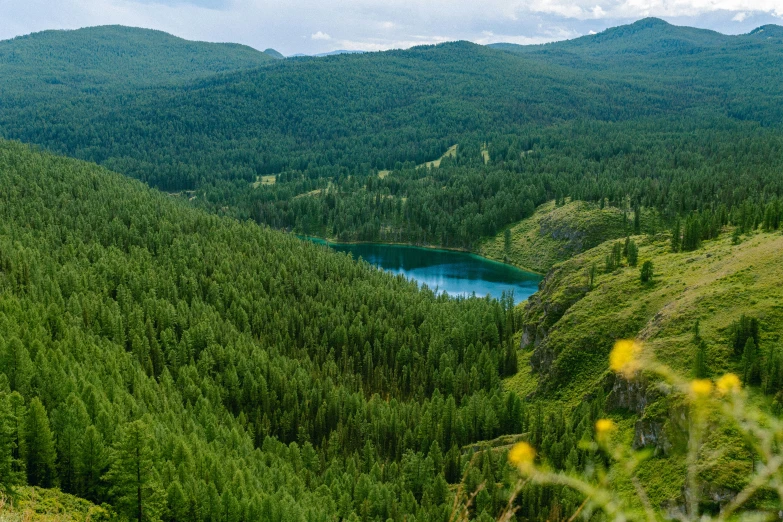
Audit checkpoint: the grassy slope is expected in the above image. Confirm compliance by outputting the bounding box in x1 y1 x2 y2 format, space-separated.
478 200 630 273
522 230 783 401
505 229 783 505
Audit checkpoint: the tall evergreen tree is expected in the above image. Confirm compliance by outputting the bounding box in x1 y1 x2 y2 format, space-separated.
77 425 108 503
104 419 165 522
1 338 33 397
640 261 654 284
693 321 708 378
0 393 22 493
742 337 761 386
626 239 639 267
670 218 681 253
24 397 57 488
54 394 90 493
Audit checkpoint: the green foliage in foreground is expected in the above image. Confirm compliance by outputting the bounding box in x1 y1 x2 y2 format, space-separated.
0 486 111 521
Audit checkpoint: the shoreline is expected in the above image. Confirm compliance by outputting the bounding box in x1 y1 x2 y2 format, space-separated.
297 234 545 277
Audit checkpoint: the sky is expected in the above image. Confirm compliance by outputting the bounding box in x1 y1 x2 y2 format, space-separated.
0 0 781 55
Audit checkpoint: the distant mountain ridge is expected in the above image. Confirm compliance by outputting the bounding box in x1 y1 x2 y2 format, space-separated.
1 18 782 192
489 17 783 58
0 25 273 92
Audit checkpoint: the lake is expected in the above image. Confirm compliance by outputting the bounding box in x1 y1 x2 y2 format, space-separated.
306 239 542 304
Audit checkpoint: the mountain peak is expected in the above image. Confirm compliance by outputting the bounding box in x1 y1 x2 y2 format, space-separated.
263 48 286 59
748 25 783 38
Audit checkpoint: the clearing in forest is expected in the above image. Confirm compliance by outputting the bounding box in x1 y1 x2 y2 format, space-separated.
251 175 277 188
418 144 457 169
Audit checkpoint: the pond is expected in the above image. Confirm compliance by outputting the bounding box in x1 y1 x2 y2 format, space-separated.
306 239 542 304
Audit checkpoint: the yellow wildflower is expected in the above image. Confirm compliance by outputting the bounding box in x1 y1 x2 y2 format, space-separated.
690 379 713 399
508 442 536 471
595 419 616 436
716 373 741 395
609 339 642 376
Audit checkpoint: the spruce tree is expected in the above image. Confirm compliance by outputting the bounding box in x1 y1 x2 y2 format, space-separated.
626 239 639 267
691 320 708 378
742 337 761 385
671 218 681 252
77 425 107 502
7 392 25 478
633 204 641 234
640 261 654 284
24 397 57 488
0 394 22 493
104 419 165 522
763 346 782 395
2 338 32 397
54 394 90 493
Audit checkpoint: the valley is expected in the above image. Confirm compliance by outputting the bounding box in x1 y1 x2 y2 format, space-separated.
0 15 782 522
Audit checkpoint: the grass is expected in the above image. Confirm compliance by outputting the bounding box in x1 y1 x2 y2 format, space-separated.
523 230 783 402
502 350 538 398
418 144 457 169
0 487 109 521
251 174 276 188
506 228 783 507
479 200 630 274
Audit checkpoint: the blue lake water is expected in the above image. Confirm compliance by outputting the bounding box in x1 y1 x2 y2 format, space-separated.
307 239 542 304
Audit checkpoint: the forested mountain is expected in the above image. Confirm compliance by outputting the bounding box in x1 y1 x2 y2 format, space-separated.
0 38 672 189
1 138 780 520
1 19 781 251
0 140 536 520
0 25 272 92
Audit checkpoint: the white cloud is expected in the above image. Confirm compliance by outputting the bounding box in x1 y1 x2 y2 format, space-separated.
732 12 748 22
311 31 332 40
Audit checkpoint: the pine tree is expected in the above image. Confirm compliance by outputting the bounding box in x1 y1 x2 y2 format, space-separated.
104 419 165 522
763 346 782 395
54 394 90 493
633 204 641 234
7 392 25 478
2 338 32 397
0 394 23 493
742 337 761 386
670 218 681 253
693 321 708 378
77 425 107 503
626 239 639 267
24 397 57 488
640 261 654 284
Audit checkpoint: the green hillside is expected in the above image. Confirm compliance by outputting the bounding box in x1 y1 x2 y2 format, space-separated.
478 200 631 273
509 228 783 511
520 230 783 401
0 20 780 255
0 38 673 190
0 25 271 93
0 139 532 520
